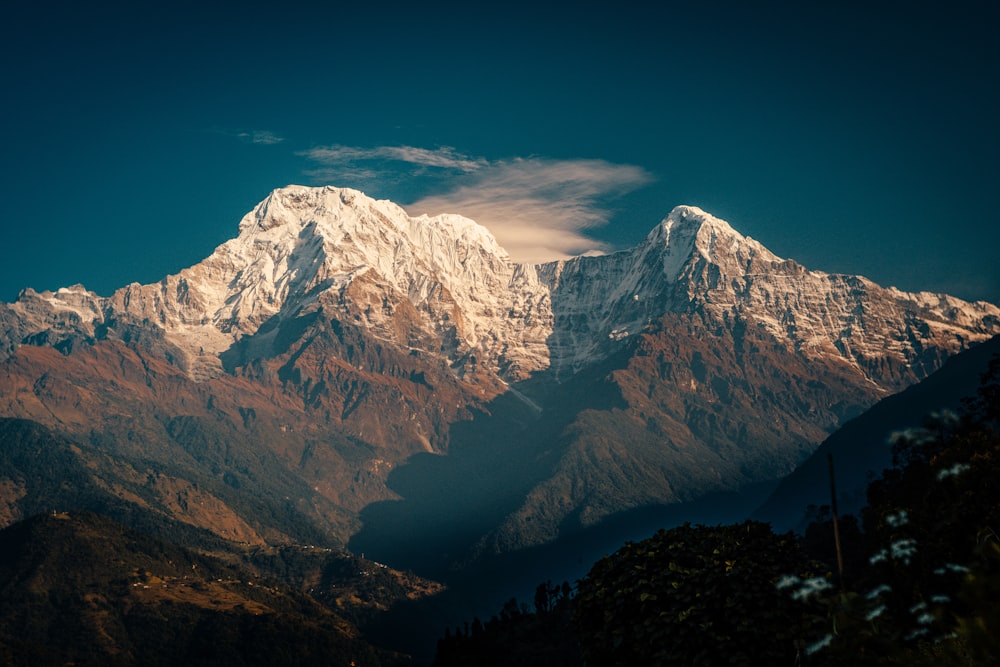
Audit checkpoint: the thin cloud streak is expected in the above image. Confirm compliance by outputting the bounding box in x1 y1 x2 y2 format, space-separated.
241 130 284 145
210 128 285 145
298 144 653 262
300 145 485 171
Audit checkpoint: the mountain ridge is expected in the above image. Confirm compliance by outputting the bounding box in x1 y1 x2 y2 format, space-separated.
752 333 1000 531
5 186 997 389
2 184 998 564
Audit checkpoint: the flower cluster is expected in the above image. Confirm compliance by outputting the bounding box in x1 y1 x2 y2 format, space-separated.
885 510 908 528
774 574 832 601
936 463 971 480
869 538 918 566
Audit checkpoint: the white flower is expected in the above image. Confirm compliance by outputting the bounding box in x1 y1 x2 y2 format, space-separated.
791 577 832 601
937 463 971 480
890 538 918 565
805 633 833 655
866 584 892 599
888 427 935 447
885 510 908 528
865 604 887 621
933 563 970 575
929 409 959 427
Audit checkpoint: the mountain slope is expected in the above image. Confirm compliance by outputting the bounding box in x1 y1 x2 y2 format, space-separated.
1 185 998 567
0 401 350 548
752 333 1000 531
0 511 391 666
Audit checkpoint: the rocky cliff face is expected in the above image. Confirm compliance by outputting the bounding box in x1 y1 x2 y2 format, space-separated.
540 204 998 384
1 185 998 566
5 187 995 387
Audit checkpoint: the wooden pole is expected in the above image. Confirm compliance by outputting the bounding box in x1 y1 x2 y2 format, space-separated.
827 452 845 586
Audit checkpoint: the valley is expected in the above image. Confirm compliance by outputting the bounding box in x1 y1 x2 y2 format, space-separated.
1 185 999 663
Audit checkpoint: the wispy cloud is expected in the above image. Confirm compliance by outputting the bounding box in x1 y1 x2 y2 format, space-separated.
300 144 485 171
241 130 284 145
211 128 285 145
299 144 653 262
410 158 653 261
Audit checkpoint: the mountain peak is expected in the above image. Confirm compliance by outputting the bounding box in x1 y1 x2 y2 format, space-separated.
637 205 776 283
96 184 535 380
239 184 508 259
3 186 998 389
663 205 763 258
239 184 381 234
667 204 713 221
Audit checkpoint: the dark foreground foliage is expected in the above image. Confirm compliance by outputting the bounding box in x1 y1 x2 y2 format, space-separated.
432 581 580 667
797 352 1000 665
432 353 1000 666
574 521 821 666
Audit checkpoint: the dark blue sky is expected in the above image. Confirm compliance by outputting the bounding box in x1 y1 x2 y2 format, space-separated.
3 1 998 303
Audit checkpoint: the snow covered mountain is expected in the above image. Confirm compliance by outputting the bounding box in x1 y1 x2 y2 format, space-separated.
2 184 999 568
4 185 997 387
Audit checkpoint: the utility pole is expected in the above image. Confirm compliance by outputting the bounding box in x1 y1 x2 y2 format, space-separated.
827 452 845 587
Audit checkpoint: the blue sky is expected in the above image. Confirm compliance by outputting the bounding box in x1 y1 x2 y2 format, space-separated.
3 0 998 303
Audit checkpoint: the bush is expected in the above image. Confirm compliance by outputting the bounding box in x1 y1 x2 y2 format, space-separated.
573 521 823 666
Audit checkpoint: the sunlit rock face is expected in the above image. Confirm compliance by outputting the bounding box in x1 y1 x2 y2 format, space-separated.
1 186 998 557
5 187 997 386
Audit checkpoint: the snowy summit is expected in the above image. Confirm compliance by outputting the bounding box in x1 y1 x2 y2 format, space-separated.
5 185 999 386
